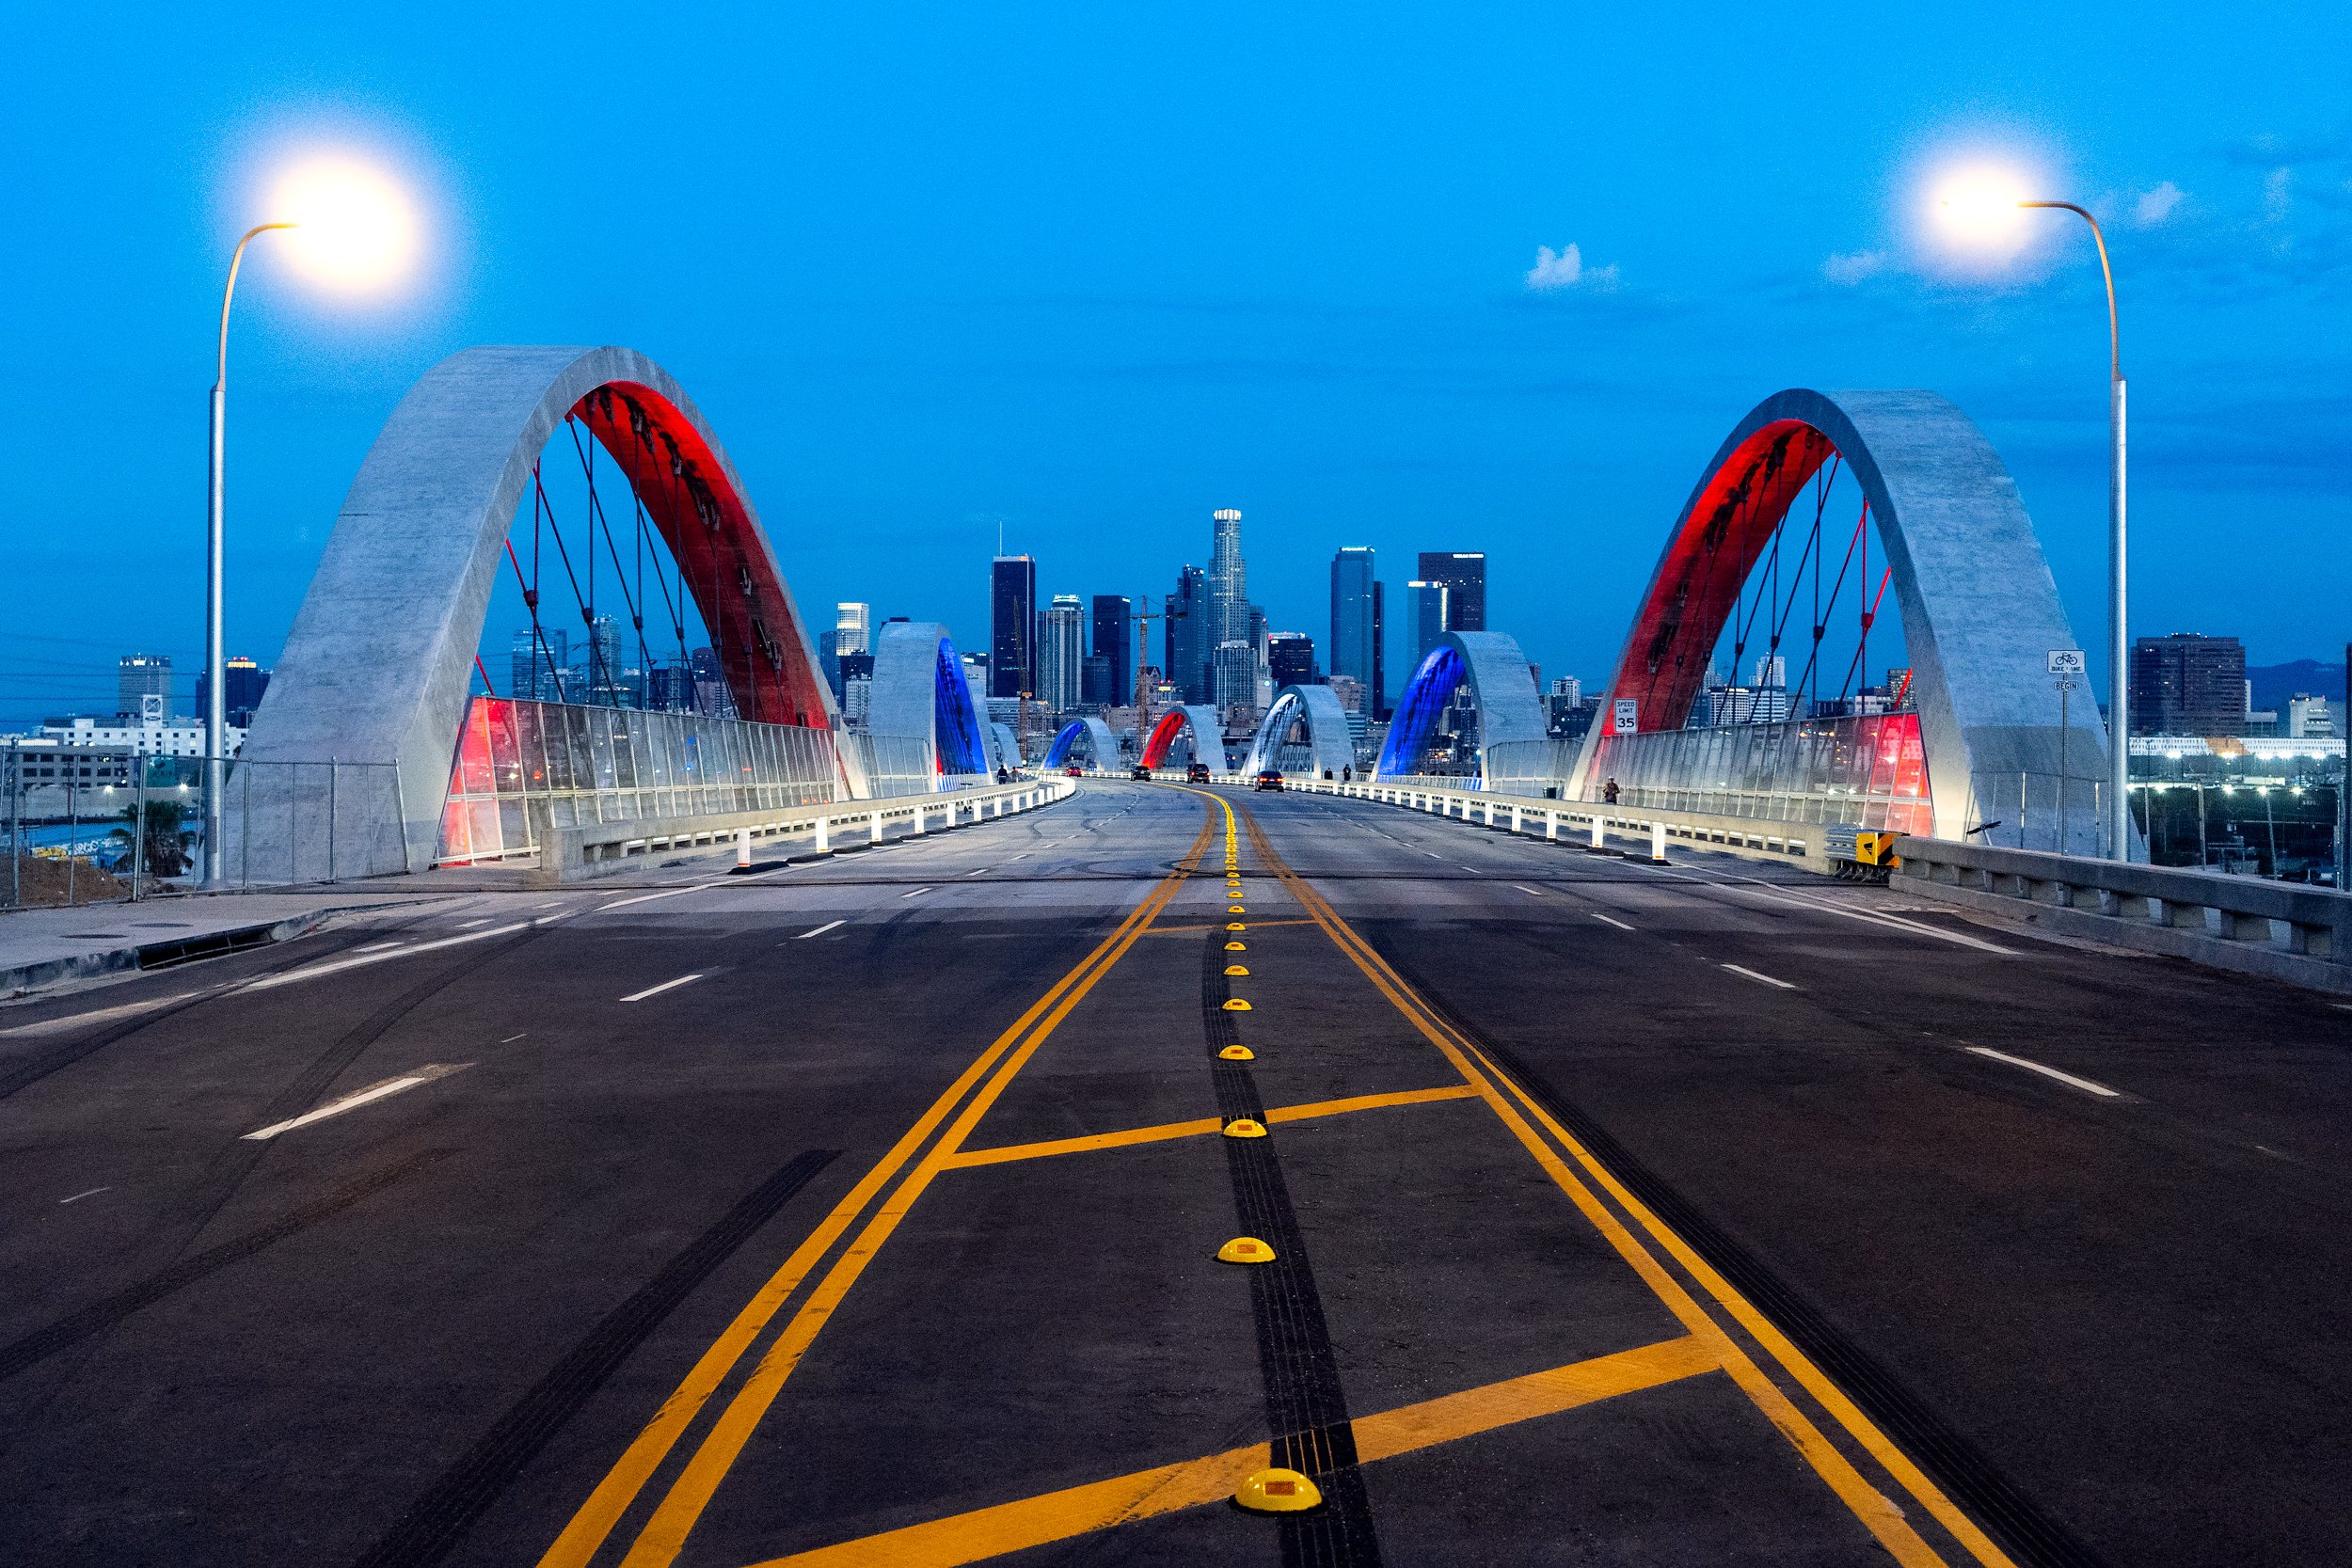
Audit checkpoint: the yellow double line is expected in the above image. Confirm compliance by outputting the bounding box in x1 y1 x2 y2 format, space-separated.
1227 798 2017 1568
538 802 1218 1568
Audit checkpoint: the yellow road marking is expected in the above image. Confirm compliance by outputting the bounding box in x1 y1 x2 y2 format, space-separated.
1226 797 2008 1568
944 1085 1477 1169
1136 918 1319 936
536 804 1218 1568
739 1336 1713 1568
605 810 1220 1568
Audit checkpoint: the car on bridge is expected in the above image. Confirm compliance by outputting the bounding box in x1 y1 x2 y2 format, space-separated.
1253 769 1284 792
1185 761 1212 784
1065 764 1085 778
1129 764 1152 781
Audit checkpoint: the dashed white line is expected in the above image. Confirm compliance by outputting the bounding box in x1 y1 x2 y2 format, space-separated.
58 1187 111 1205
354 941 404 952
498 1033 528 1044
1964 1045 2120 1098
242 1064 469 1141
1512 885 1546 897
900 886 934 898
792 920 846 940
620 974 704 1003
1589 911 1636 932
244 923 532 990
1721 963 1798 990
455 917 493 929
964 866 991 876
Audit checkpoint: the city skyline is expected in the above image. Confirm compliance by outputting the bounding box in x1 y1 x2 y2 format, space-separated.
8 8 2345 728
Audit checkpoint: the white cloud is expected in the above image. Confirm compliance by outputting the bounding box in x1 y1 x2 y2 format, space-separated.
2133 181 2185 227
1526 243 1618 291
1821 248 1886 285
2263 167 2292 221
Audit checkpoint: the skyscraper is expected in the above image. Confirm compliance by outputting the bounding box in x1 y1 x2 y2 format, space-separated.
1417 551 1486 632
1090 594 1132 707
1168 564 1210 703
1404 581 1450 676
2131 633 2245 736
1267 632 1316 689
1371 580 1386 718
834 603 870 657
991 556 1038 699
118 654 172 719
1209 510 1248 646
194 656 270 726
1039 594 1086 714
1329 548 1377 711
1213 641 1258 717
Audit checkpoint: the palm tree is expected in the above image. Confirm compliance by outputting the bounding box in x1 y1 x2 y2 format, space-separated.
111 796 196 879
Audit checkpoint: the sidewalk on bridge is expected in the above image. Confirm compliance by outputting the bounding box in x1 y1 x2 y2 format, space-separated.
0 886 453 1002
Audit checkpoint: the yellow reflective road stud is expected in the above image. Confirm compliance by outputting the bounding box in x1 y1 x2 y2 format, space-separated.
1218 1044 1255 1060
1221 1117 1268 1139
1235 1467 1322 1513
1222 998 1252 1011
1217 1236 1276 1264
1225 941 1247 951
1226 923 1247 931
1224 965 1249 976
1228 905 1247 913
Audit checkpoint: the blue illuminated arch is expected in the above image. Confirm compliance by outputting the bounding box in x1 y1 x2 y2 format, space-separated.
868 621 990 776
1374 631 1547 782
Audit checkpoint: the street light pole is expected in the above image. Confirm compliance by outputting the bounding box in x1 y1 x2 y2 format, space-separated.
204 221 296 885
2020 200 2127 862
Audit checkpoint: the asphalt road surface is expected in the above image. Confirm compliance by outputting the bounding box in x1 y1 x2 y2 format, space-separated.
4 780 2350 1567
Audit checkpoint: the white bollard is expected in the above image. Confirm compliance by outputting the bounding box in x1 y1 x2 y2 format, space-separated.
993 797 1002 817
1589 816 1604 849
1483 800 1494 827
1510 806 1522 833
913 803 928 834
1545 810 1559 840
736 827 752 869
816 816 830 853
870 810 884 845
1651 820 1668 863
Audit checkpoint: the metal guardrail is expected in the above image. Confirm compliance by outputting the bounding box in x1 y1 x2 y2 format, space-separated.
1243 776 1826 868
1890 835 2352 991
521 774 1075 881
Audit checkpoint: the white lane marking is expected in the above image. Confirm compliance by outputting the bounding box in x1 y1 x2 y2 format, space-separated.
456 917 493 929
1646 864 2018 955
1590 911 1636 932
1513 885 1546 897
1964 1045 2120 1098
1423 851 1442 860
899 886 934 898
964 867 991 876
0 991 202 1037
534 900 564 909
242 1063 469 1141
1722 963 1798 990
59 1187 111 1204
793 920 846 941
1460 866 1481 874
355 941 404 952
243 923 532 991
498 1033 528 1044
620 974 704 1003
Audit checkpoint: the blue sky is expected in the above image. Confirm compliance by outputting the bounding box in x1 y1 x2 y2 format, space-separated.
5 2 2345 721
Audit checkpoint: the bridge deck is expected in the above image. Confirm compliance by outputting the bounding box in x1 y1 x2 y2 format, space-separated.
2 782 2348 1566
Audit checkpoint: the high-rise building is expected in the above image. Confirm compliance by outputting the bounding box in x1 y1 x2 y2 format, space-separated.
2131 633 2245 736
1209 509 1248 646
690 646 736 719
1091 594 1132 706
1039 594 1086 714
1327 673 1365 712
1168 565 1210 703
1404 581 1450 676
1268 632 1316 689
991 556 1038 699
1417 552 1486 632
1371 580 1386 718
1329 547 1378 711
118 654 172 719
1080 654 1114 706
2288 694 2338 738
834 602 870 657
195 656 272 727
1213 641 1259 717
1545 676 1582 735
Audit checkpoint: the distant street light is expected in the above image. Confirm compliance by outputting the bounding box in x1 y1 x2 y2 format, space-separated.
1939 178 2130 862
203 157 415 884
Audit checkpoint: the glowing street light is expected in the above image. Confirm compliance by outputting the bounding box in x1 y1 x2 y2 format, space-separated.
1935 174 2130 863
203 156 415 883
